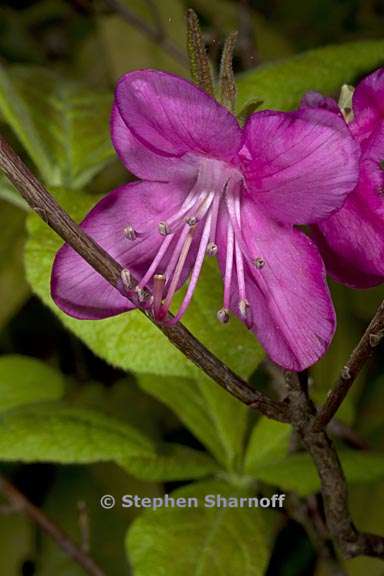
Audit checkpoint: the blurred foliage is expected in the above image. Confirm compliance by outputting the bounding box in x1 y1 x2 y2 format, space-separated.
0 0 383 575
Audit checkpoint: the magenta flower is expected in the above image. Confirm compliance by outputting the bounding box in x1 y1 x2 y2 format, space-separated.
312 69 384 288
51 70 359 370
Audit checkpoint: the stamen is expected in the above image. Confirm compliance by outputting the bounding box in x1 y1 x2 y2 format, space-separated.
185 190 216 228
254 257 265 269
217 308 230 323
207 241 218 256
138 234 173 289
159 222 171 236
166 212 212 324
223 221 234 310
121 268 134 291
164 189 208 232
164 225 191 286
124 225 136 240
233 197 253 328
208 193 221 250
160 228 195 318
235 241 246 301
153 274 166 318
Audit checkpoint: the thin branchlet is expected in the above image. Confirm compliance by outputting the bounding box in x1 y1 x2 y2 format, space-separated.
313 299 384 431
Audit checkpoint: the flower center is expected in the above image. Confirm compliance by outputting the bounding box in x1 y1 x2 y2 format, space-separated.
121 156 246 324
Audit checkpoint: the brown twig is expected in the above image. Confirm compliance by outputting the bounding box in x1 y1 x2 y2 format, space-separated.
313 300 384 431
0 474 105 576
103 0 188 68
0 134 288 423
286 372 384 560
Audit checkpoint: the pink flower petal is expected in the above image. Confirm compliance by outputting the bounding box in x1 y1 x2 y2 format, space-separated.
240 108 360 224
115 69 241 162
51 181 193 319
217 198 336 371
313 126 384 288
111 105 195 182
352 68 384 143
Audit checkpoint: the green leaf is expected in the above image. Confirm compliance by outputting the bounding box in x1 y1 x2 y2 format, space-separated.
0 173 29 211
195 375 249 471
244 418 291 474
0 65 114 188
0 404 153 463
0 200 30 328
137 373 227 464
138 372 250 470
0 402 216 481
25 188 263 382
120 443 219 482
127 480 270 576
69 378 170 441
237 39 384 111
0 355 65 413
253 451 384 496
0 64 54 184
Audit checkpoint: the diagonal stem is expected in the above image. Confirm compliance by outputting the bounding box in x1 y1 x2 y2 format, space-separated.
0 474 106 576
0 134 289 423
313 300 384 431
